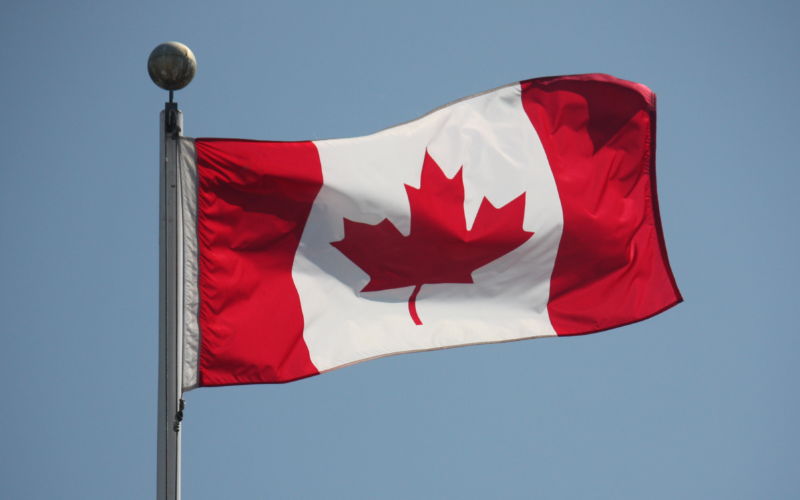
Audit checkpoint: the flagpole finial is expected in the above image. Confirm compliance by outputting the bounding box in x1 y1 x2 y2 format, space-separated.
148 41 196 92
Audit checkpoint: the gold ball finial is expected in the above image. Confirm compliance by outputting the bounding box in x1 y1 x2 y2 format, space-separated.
148 42 196 91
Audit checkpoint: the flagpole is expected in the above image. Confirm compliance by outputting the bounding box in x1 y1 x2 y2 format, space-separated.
149 42 196 500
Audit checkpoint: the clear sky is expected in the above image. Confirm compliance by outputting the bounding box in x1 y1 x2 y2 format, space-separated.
1 1 798 498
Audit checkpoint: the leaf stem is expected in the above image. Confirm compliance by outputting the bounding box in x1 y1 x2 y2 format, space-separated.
408 284 423 325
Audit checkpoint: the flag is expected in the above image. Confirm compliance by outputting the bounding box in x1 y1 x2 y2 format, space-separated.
178 73 682 390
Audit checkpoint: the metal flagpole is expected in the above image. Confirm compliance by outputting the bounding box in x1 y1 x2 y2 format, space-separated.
148 42 196 500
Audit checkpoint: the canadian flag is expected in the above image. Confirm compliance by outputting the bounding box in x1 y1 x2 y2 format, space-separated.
178 73 681 390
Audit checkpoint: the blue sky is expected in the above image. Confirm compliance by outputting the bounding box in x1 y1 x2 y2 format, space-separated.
1 1 798 498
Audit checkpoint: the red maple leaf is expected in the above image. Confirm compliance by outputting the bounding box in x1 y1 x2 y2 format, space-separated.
331 151 533 325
